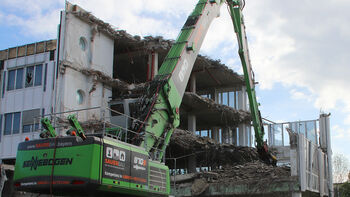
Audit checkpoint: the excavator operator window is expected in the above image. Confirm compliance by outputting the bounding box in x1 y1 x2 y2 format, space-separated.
111 104 124 116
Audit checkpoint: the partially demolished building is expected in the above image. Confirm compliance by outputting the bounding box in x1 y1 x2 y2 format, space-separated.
0 2 333 197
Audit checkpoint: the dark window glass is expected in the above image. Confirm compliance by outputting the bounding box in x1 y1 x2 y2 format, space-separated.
23 125 31 133
4 113 13 135
13 112 21 134
25 66 34 87
34 123 40 131
16 68 24 89
7 70 15 91
50 50 55 61
0 60 4 69
34 64 43 86
129 102 139 118
2 71 6 97
111 104 124 116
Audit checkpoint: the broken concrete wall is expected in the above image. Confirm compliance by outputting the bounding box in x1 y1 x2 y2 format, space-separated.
55 2 113 122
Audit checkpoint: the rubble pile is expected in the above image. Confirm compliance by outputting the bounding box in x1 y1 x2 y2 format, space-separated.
211 161 291 183
169 129 260 166
168 129 294 193
186 162 294 196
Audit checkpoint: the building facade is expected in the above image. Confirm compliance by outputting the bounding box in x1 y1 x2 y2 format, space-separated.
0 40 56 161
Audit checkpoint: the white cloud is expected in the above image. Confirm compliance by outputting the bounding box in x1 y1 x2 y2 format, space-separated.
69 0 196 39
332 125 350 139
240 1 350 125
290 89 313 102
0 0 62 38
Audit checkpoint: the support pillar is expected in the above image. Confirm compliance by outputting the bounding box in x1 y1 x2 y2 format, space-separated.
232 127 237 146
319 113 333 197
188 115 196 134
189 74 196 93
238 125 246 146
228 128 233 144
147 51 158 81
237 86 247 111
245 126 250 146
222 128 227 143
187 114 196 173
212 127 220 142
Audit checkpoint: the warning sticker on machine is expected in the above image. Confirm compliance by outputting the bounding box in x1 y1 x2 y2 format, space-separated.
102 144 148 184
102 144 130 181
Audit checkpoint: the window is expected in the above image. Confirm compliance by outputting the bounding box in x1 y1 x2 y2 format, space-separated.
76 90 85 105
110 104 124 116
25 66 34 87
34 64 43 86
23 125 31 133
7 70 15 91
4 112 22 135
13 112 21 134
16 68 24 89
4 113 13 135
6 64 44 91
22 109 41 133
2 71 6 97
79 37 87 51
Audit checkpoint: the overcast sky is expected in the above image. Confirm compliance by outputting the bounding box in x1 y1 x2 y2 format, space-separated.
1 0 350 161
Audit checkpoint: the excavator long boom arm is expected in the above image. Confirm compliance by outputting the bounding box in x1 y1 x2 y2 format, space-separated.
227 0 276 164
227 0 264 149
137 0 225 161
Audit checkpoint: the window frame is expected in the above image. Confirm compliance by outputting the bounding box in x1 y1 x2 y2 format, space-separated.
15 68 24 89
5 64 45 91
7 69 16 91
4 113 13 135
12 112 21 134
25 66 35 88
34 64 43 86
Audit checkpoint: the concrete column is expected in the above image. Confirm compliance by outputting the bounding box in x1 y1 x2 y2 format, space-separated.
232 128 237 146
228 128 233 144
189 74 196 93
188 115 196 133
212 127 220 142
222 128 228 144
319 114 333 197
318 149 325 197
244 126 250 146
238 125 246 146
298 134 307 192
187 114 196 173
237 86 247 110
214 89 219 104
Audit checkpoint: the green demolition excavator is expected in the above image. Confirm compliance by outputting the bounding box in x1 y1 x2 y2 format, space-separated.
13 0 275 196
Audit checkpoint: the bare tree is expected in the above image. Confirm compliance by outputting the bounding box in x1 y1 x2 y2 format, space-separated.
333 153 350 183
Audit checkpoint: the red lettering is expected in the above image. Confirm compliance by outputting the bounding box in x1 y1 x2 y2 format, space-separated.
105 158 119 166
35 143 50 148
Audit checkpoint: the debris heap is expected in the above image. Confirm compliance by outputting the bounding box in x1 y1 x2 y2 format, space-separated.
167 129 295 196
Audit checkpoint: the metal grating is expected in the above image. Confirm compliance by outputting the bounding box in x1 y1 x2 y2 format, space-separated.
149 166 167 192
